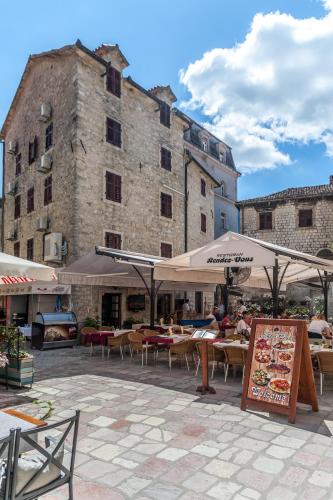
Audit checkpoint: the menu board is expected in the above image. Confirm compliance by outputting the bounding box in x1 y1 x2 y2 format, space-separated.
247 323 296 407
241 318 318 423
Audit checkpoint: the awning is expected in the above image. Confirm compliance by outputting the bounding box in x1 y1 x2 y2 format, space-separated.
0 281 71 296
0 253 55 282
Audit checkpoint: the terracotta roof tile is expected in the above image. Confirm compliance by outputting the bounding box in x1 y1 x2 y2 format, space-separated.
238 182 333 205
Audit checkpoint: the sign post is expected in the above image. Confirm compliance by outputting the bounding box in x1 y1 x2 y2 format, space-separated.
241 318 318 423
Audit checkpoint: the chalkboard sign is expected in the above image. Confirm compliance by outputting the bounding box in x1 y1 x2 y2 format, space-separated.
241 318 318 423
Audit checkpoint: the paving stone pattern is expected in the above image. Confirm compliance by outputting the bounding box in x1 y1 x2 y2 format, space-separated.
3 346 333 499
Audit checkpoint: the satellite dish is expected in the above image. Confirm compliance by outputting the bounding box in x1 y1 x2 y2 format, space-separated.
224 267 251 286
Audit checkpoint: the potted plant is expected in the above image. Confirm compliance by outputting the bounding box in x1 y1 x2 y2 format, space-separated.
0 326 34 388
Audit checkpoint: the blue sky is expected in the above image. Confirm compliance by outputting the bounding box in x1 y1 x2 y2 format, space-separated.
1 0 332 200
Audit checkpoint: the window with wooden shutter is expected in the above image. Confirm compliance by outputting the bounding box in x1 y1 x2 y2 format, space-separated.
45 124 53 151
14 195 21 219
28 136 38 164
299 209 313 227
105 232 122 249
105 171 122 203
14 241 20 258
27 238 34 261
160 102 170 128
106 117 122 147
15 153 22 176
259 212 272 230
44 175 52 206
27 187 34 213
161 192 172 218
161 242 172 258
161 147 172 171
201 179 206 197
106 66 121 97
201 213 207 233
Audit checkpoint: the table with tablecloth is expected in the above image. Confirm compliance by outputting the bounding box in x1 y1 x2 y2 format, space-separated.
84 330 130 357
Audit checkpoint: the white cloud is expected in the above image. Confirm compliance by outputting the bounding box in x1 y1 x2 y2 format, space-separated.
179 1 333 173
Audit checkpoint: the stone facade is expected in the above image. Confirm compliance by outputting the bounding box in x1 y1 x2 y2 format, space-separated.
1 41 237 323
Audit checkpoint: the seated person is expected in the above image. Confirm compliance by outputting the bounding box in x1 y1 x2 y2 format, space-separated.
205 308 219 330
236 314 252 339
221 312 232 329
308 314 332 339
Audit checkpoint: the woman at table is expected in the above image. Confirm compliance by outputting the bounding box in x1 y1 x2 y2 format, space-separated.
236 314 252 339
308 314 332 340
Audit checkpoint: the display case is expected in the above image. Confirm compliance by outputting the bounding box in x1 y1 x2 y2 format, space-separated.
31 312 78 350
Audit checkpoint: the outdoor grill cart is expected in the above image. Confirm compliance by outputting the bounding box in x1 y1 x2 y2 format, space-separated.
31 311 78 350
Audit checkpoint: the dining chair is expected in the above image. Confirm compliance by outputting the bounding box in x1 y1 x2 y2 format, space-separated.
0 429 15 500
107 333 126 360
99 326 114 331
195 343 225 378
128 332 155 366
316 351 333 395
223 346 247 383
169 340 196 371
8 411 80 500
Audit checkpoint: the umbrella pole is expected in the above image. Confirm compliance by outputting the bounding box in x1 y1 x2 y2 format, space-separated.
272 258 279 318
150 268 155 330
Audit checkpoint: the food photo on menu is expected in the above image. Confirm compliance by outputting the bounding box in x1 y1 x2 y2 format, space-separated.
247 324 297 406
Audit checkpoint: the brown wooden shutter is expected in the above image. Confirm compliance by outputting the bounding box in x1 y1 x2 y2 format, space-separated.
161 193 172 218
27 187 34 213
161 242 172 258
14 195 21 219
201 213 207 233
44 176 52 205
105 172 122 202
160 102 171 128
161 147 171 171
299 209 312 227
259 212 272 230
201 179 206 196
105 232 121 249
107 66 121 97
106 118 121 147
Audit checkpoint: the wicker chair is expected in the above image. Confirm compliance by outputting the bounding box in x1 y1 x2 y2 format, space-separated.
128 331 155 366
316 351 333 395
80 326 97 335
226 334 243 341
195 342 225 378
169 340 196 371
224 346 247 383
99 326 114 331
142 329 159 337
107 333 128 360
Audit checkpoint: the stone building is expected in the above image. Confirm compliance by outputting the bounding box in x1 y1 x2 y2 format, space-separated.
1 41 238 324
237 176 333 310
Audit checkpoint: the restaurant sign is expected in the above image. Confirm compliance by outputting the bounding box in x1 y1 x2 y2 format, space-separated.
241 318 318 423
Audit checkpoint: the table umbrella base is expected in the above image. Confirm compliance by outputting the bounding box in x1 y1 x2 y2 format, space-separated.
196 385 216 395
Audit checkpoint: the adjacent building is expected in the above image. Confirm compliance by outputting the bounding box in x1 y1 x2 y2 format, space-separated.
1 40 239 324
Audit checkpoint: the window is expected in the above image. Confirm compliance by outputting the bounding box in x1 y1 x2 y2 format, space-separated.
161 242 172 258
202 139 208 152
13 241 20 258
201 213 207 233
201 179 206 197
27 187 34 213
45 123 53 151
221 212 226 229
161 147 172 171
219 151 225 163
106 65 121 97
106 117 121 147
14 195 21 219
259 212 272 230
220 181 225 197
27 238 34 261
15 153 22 176
105 232 121 249
299 209 313 227
28 136 38 164
161 192 172 218
195 291 203 314
105 171 122 203
160 102 170 128
44 175 52 205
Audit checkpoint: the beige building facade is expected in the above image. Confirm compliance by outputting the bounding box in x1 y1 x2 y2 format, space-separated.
1 41 237 324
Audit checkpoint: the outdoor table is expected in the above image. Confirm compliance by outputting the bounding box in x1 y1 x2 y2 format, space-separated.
143 334 190 345
0 409 46 440
84 330 128 357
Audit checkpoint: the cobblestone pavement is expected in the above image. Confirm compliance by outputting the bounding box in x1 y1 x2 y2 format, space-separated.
3 346 333 499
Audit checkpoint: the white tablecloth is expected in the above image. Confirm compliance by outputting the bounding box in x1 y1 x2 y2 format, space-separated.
0 412 36 440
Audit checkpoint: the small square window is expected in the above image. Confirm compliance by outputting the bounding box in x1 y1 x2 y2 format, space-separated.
161 192 172 218
161 147 172 171
161 242 172 258
106 117 122 147
105 232 121 249
259 212 272 230
201 213 207 233
299 209 313 227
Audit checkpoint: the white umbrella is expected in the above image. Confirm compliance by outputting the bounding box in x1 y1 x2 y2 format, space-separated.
0 252 55 283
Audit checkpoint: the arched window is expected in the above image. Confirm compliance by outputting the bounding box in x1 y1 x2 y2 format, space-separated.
317 248 333 260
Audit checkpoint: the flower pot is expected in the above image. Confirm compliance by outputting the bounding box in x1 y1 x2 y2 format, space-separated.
0 355 34 387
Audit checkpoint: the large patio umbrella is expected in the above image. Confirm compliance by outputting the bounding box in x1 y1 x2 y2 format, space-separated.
154 232 333 317
0 252 55 283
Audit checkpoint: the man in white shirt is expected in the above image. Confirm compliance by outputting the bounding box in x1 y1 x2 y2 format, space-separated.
182 299 190 319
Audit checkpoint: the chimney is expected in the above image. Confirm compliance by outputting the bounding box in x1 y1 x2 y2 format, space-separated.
330 175 333 186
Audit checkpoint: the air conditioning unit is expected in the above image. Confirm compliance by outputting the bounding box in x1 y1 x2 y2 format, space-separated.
39 103 52 122
6 230 17 241
44 232 63 262
37 154 52 173
36 216 49 232
7 141 17 155
5 181 18 196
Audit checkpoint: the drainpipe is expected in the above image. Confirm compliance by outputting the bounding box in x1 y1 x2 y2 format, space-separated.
1 140 5 251
184 149 192 253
